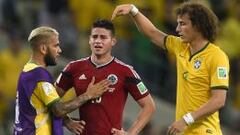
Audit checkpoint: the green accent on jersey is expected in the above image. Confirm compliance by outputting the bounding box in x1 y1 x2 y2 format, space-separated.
218 67 227 78
137 82 147 95
183 71 188 80
211 85 228 91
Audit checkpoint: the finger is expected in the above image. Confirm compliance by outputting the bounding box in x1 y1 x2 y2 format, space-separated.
111 11 117 21
79 120 86 125
170 128 177 135
98 83 110 92
168 128 174 135
72 124 84 134
98 80 111 88
96 79 107 86
90 77 95 85
76 123 85 129
76 127 84 134
167 127 172 135
111 7 119 20
72 128 81 135
111 128 117 133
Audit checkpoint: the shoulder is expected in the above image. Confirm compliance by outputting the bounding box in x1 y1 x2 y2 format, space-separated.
205 44 229 70
113 58 134 70
208 43 229 59
113 58 140 78
165 35 188 53
33 67 52 80
69 57 89 66
64 57 90 70
21 66 53 83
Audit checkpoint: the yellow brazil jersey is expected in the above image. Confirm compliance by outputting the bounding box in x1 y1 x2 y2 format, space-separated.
165 35 229 135
23 63 60 135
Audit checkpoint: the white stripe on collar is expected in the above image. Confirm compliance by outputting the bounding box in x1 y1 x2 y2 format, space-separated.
90 56 114 68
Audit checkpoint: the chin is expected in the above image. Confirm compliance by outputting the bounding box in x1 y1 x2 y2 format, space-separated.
94 51 104 55
181 38 189 43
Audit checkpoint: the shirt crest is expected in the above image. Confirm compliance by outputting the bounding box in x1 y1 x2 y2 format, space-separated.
107 74 118 85
194 59 201 69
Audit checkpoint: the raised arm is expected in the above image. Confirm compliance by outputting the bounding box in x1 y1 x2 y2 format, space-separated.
111 4 167 49
51 77 110 117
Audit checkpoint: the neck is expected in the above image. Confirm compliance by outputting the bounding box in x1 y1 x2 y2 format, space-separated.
30 54 46 68
91 54 113 66
189 37 209 55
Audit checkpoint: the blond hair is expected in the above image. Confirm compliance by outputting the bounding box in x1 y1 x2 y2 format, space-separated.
28 26 59 49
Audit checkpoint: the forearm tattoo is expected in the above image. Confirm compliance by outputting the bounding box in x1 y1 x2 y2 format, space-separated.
52 94 90 117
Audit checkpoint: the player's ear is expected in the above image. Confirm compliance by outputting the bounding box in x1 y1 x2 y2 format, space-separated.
111 37 117 46
39 44 47 55
89 34 92 45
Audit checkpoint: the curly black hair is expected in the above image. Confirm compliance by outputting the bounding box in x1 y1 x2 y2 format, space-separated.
176 1 219 42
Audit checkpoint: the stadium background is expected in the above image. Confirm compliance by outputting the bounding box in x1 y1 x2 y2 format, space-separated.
0 0 240 134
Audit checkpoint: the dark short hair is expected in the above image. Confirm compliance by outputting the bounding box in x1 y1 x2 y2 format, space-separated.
176 1 219 42
92 19 115 36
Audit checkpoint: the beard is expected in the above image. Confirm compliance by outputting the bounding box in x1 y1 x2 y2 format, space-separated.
44 49 57 66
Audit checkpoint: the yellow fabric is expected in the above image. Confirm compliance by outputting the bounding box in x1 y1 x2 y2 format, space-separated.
61 88 76 101
68 0 164 38
166 35 229 135
0 48 29 99
217 17 240 59
0 48 29 121
24 63 60 135
69 0 112 32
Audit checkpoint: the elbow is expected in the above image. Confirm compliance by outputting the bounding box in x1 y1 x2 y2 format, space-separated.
53 110 65 118
218 100 226 109
148 28 159 38
142 98 156 117
51 102 66 118
152 101 156 114
149 99 156 115
215 98 226 110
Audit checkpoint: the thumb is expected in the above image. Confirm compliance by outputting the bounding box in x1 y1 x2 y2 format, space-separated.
111 128 118 133
111 13 116 21
90 77 95 85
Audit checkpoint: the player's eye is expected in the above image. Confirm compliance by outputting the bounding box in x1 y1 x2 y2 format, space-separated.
92 35 98 38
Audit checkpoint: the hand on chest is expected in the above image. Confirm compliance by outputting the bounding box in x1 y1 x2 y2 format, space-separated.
74 70 124 95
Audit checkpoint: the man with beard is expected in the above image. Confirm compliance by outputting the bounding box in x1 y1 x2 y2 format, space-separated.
13 26 111 135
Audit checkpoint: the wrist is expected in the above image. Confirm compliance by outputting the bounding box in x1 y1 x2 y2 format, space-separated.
183 112 194 125
63 115 71 126
82 92 92 100
130 4 139 16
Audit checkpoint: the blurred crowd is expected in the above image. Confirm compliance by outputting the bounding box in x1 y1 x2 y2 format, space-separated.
0 0 240 135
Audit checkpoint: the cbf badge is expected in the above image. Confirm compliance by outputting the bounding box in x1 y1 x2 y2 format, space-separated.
107 74 118 85
194 59 201 69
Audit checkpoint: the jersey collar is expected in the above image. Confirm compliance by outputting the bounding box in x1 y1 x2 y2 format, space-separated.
189 42 210 61
89 56 115 68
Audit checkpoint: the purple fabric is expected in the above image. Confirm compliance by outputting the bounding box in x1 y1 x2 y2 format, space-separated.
13 67 63 135
52 115 63 135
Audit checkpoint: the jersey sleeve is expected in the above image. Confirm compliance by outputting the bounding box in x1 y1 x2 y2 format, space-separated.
165 35 184 55
124 67 149 101
55 63 74 91
34 81 60 106
210 50 229 90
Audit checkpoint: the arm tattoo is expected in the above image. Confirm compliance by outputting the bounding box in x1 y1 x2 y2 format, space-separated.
51 94 90 117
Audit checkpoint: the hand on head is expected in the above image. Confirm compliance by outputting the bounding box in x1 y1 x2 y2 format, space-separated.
111 4 133 21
